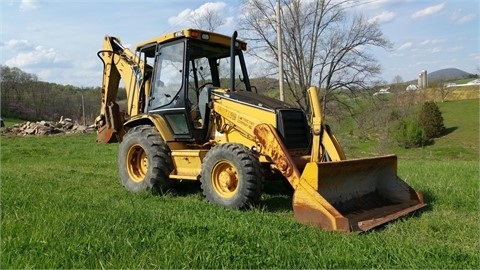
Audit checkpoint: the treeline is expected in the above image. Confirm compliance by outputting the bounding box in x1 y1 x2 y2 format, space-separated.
0 65 284 125
1 66 101 124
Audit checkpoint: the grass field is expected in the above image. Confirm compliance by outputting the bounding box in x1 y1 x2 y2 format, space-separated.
1 99 479 269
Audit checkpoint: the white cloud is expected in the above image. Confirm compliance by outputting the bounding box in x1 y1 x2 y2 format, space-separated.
169 9 191 26
5 45 69 68
450 9 476 24
468 52 480 59
80 59 98 70
20 0 41 12
1 39 31 51
447 46 463 52
168 2 228 27
419 40 429 46
26 26 41 32
398 42 413 50
347 0 402 10
411 3 445 19
224 16 234 28
368 11 396 24
419 39 446 46
412 60 440 67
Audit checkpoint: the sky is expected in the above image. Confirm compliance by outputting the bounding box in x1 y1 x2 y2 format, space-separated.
1 0 479 87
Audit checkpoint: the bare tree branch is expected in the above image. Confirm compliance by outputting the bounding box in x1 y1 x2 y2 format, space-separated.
239 0 392 113
187 5 227 32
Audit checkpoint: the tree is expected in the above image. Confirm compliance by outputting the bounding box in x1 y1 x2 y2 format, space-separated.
418 101 445 139
239 0 392 112
392 75 403 84
390 75 404 92
438 81 450 103
429 77 450 102
1 65 100 123
185 4 228 90
392 117 427 149
187 3 227 32
1 65 38 105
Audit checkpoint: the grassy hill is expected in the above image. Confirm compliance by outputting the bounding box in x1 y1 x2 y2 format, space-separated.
1 99 479 268
423 85 480 101
344 98 479 161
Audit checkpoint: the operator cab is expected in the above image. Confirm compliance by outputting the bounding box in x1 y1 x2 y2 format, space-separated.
135 29 250 142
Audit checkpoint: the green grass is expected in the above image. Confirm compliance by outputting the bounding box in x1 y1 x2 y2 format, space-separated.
392 99 479 161
340 99 479 161
1 99 479 268
1 117 25 127
454 78 477 84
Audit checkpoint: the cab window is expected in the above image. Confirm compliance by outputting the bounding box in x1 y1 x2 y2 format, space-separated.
149 42 185 109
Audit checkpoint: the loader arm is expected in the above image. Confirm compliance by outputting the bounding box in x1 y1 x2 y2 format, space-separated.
307 86 346 162
95 35 151 143
254 87 426 232
253 123 350 231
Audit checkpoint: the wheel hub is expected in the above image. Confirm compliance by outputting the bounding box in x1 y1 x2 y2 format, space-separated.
212 162 238 198
219 170 236 191
126 144 148 183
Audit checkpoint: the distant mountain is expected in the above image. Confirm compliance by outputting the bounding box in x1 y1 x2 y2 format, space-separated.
428 68 473 81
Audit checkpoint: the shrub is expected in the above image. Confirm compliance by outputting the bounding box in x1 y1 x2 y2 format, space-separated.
392 117 427 148
418 101 445 139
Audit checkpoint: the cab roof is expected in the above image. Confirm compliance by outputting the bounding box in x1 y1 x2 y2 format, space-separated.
135 28 247 52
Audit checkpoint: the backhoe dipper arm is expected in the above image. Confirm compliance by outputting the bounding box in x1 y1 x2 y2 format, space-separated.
95 35 149 143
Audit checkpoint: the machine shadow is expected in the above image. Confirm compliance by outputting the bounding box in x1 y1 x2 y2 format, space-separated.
259 180 294 213
163 179 295 213
163 178 432 218
166 181 203 197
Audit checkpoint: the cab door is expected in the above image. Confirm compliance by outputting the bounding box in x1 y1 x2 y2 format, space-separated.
147 40 195 141
147 39 219 142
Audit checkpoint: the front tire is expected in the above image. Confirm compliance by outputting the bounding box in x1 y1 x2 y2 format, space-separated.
200 143 264 209
118 125 173 194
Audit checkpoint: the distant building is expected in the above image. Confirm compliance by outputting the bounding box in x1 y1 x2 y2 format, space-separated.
373 87 391 96
445 79 480 88
406 84 418 91
418 70 428 89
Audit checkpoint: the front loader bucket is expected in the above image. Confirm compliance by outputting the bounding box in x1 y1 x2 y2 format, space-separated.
293 155 426 232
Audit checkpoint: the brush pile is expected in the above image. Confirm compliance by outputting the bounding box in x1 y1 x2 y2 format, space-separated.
1 117 95 136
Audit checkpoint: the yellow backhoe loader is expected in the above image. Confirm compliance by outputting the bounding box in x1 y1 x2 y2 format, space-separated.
95 29 426 232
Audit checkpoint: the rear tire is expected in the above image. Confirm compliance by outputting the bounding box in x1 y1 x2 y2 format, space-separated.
118 125 173 194
200 143 264 209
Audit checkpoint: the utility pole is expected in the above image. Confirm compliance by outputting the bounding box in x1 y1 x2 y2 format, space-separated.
81 94 86 125
276 0 284 101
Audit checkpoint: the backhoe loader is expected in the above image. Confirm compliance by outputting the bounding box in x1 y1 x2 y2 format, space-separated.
95 29 426 232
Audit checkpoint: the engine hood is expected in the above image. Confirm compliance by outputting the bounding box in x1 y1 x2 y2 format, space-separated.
213 89 295 111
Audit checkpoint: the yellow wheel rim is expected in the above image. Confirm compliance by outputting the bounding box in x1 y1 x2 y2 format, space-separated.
126 144 147 183
211 161 238 198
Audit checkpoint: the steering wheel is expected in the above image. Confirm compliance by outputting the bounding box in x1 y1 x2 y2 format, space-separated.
197 82 214 92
